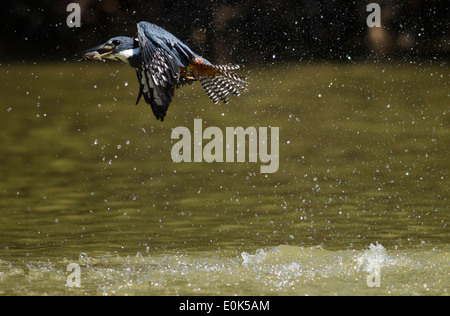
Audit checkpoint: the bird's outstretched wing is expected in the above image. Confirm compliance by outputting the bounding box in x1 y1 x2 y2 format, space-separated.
135 22 197 121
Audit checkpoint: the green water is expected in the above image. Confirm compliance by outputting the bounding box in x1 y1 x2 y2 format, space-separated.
0 61 448 295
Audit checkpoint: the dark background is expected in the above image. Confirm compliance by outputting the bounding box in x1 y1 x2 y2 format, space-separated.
0 0 448 63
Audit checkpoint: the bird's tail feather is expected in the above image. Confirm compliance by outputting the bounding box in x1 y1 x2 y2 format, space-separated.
199 65 248 104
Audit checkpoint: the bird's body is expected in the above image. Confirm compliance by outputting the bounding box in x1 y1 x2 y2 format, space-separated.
79 22 248 121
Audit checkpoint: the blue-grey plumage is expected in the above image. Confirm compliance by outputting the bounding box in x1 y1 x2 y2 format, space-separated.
79 21 248 121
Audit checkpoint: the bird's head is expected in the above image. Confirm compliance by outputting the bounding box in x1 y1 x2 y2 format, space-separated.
78 36 138 63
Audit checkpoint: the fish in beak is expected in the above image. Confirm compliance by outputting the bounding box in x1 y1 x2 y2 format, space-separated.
77 43 116 61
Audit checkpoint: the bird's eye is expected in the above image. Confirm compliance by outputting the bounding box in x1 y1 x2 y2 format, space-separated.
112 40 121 46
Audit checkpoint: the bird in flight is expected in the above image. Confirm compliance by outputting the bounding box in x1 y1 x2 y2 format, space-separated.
79 21 248 121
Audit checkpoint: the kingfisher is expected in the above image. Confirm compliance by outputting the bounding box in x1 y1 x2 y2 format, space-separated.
78 21 248 121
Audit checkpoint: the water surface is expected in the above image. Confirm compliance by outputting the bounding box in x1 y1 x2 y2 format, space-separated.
0 61 448 295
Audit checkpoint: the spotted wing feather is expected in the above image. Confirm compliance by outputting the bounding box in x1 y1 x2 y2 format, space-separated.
136 22 190 121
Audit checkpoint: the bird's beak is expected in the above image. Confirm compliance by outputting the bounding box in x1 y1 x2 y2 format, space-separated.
77 43 116 61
